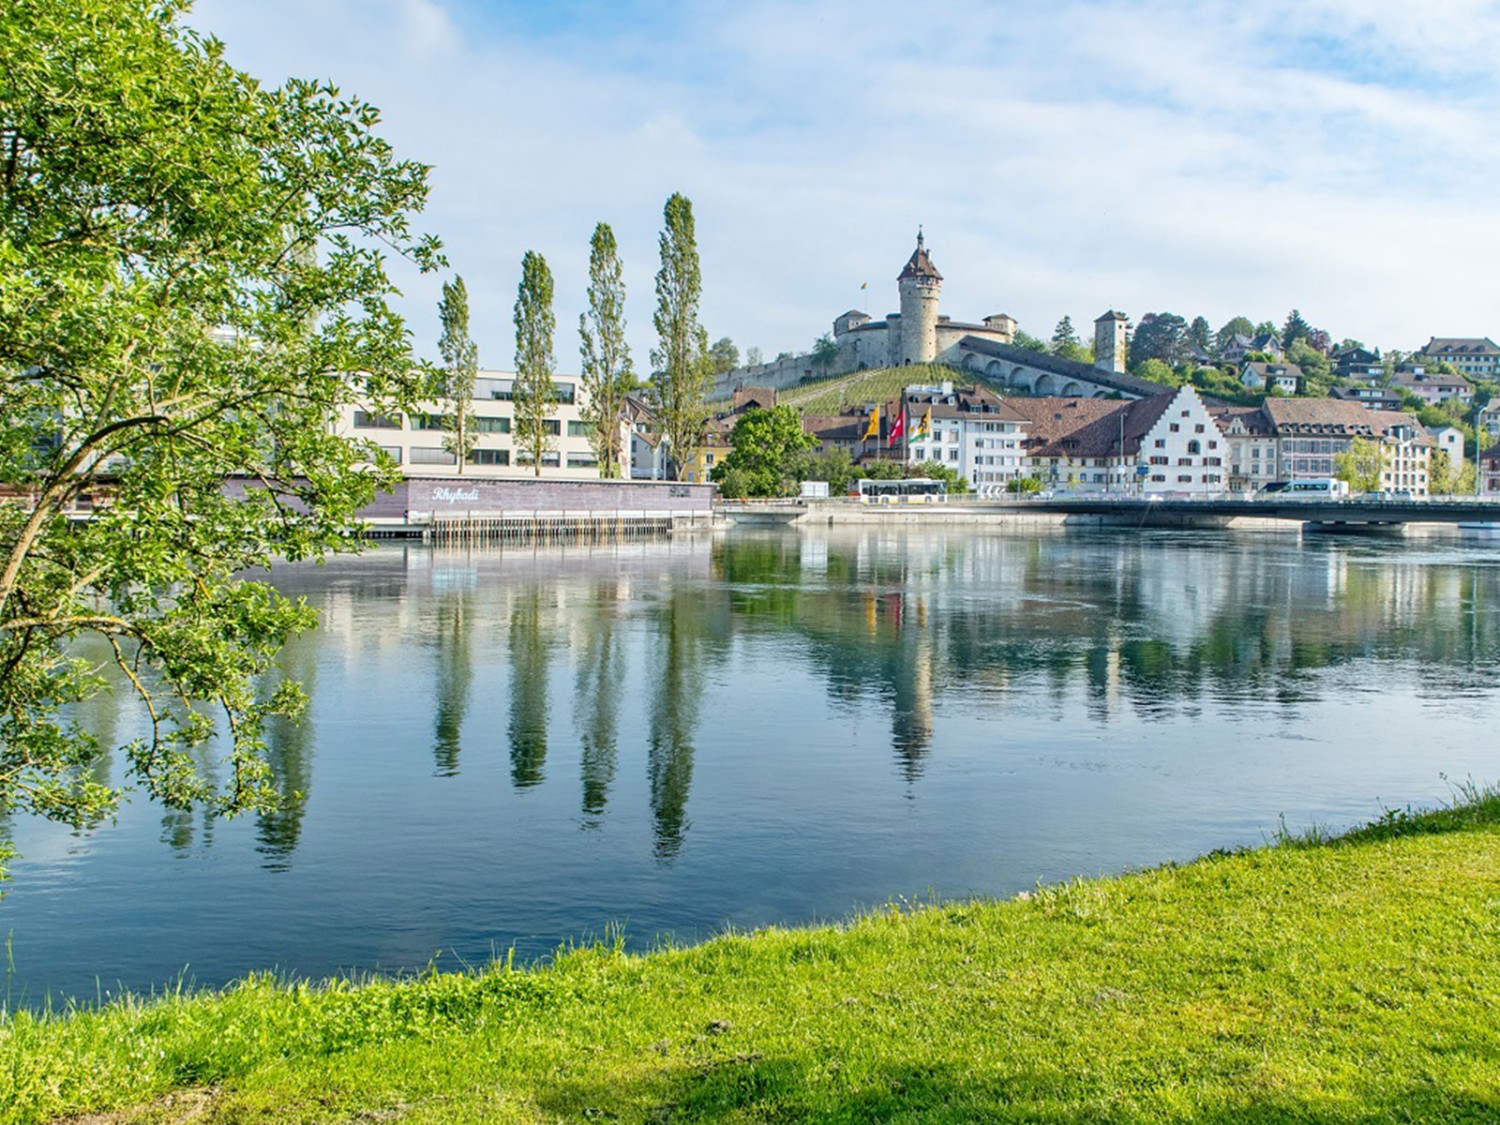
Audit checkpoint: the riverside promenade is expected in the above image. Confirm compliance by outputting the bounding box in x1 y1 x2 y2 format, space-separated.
723 494 1500 531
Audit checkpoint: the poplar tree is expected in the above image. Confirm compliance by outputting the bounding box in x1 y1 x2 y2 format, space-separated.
513 251 557 476
578 223 634 478
649 193 712 481
438 276 478 472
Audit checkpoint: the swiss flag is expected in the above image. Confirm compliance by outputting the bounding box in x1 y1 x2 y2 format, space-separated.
888 409 905 446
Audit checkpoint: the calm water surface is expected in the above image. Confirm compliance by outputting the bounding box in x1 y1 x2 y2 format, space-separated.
5 525 1500 1003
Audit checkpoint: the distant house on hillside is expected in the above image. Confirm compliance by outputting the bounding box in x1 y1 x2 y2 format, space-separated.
1332 346 1383 384
1240 361 1302 395
1417 337 1500 379
1390 365 1473 406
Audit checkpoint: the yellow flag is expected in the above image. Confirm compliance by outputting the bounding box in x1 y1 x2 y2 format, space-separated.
914 408 932 440
863 405 879 440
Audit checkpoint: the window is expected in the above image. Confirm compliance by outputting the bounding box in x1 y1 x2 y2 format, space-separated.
377 445 402 464
473 416 510 434
567 420 592 437
705 453 715 465
1195 423 1205 433
412 413 450 431
1178 474 1193 483
542 419 561 436
410 447 456 465
1150 456 1167 465
1154 439 1166 448
353 410 401 430
567 454 599 468
542 451 561 467
1169 423 1180 432
1187 440 1201 454
1208 440 1218 450
467 449 509 466
948 449 958 462
554 382 577 405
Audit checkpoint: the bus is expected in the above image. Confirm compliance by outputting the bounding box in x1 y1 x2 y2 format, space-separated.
851 477 947 504
1256 478 1350 499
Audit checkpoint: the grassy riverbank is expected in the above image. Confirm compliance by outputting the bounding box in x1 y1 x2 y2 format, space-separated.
6 791 1500 1124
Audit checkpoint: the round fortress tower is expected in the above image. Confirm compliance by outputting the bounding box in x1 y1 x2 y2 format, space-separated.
898 231 942 364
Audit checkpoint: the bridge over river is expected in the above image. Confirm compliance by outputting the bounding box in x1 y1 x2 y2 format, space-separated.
723 495 1500 532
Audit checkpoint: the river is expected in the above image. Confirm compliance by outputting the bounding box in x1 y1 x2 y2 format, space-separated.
3 525 1498 1004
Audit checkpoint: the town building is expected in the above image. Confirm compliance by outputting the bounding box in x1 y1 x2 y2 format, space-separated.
1221 333 1283 364
338 371 599 479
1240 361 1302 395
1330 386 1404 412
1428 425 1465 482
1332 346 1384 384
1390 365 1473 406
1209 398 1432 495
1417 337 1500 379
897 382 1030 488
1479 400 1500 440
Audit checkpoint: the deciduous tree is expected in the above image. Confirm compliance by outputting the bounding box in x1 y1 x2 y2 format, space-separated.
513 251 558 476
710 405 817 497
0 0 440 870
438 276 478 472
1129 312 1191 369
812 334 839 371
1216 316 1255 354
649 193 712 481
578 222 634 479
709 337 740 375
1334 437 1387 493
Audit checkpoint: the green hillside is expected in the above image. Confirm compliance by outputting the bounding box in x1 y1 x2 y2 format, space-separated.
769 363 1004 415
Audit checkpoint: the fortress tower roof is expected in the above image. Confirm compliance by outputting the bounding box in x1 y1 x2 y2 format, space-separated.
898 230 943 282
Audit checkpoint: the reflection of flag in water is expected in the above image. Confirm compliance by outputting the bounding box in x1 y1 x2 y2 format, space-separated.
885 592 903 627
911 408 932 441
888 408 905 446
863 405 880 440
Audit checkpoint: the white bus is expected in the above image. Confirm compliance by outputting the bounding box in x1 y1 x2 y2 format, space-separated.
1257 478 1350 499
851 477 947 504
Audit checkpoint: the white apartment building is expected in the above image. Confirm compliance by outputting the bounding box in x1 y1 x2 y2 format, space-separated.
900 382 1029 487
1134 385 1228 495
335 371 600 479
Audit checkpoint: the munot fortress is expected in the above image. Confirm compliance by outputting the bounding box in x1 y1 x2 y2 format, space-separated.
714 233 1161 401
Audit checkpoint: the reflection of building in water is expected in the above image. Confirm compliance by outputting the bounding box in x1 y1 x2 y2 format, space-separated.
890 632 935 780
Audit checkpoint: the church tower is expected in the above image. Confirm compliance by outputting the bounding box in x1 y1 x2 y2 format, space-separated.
898 231 942 365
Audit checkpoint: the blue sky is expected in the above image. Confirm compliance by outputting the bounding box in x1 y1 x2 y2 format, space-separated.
191 0 1500 371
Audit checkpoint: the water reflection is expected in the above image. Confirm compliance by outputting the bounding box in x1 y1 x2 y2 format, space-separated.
646 586 724 860
507 585 553 790
255 633 318 870
11 528 1500 1004
431 586 473 778
41 529 1500 871
573 584 625 828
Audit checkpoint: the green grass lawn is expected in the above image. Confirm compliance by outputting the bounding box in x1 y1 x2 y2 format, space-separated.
6 791 1500 1123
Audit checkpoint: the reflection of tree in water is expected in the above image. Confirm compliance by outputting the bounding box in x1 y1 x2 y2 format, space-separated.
255 632 319 871
574 586 624 828
508 586 552 789
648 586 727 860
432 588 474 778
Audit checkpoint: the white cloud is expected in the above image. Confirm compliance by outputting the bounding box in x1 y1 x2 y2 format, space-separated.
189 0 1500 367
